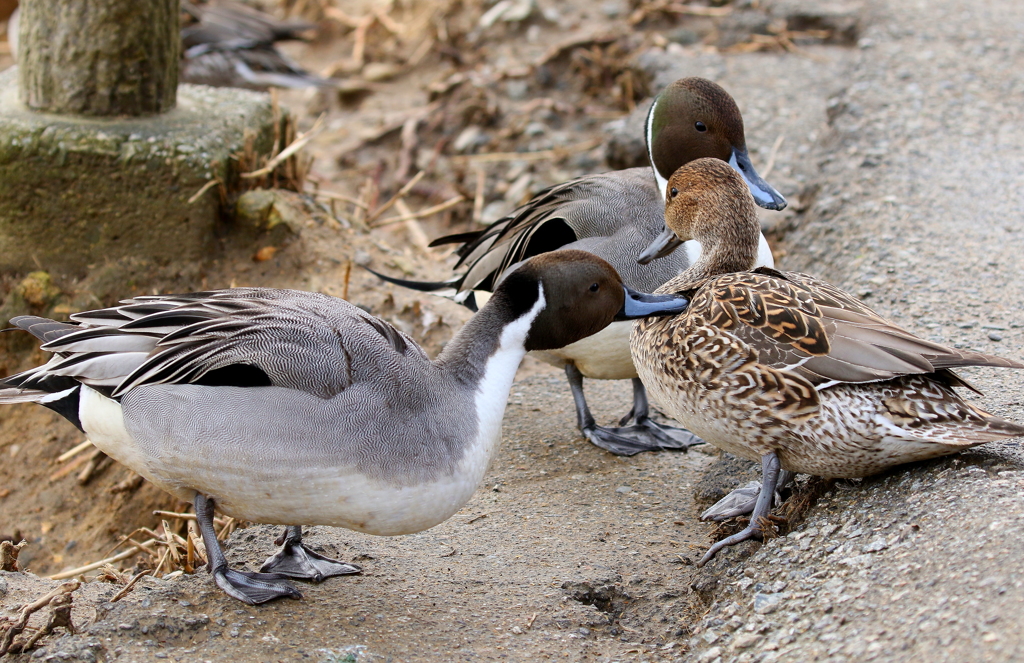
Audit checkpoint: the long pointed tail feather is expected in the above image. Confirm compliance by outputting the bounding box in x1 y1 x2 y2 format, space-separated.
361 266 462 293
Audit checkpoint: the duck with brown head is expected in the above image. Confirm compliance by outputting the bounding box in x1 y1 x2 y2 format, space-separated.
631 158 1024 565
0 250 690 605
371 78 786 456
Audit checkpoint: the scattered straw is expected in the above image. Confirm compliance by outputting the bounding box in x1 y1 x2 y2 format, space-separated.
56 439 93 463
241 114 325 180
371 195 465 228
365 170 426 224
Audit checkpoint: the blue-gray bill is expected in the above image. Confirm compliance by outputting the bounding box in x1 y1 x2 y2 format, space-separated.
615 286 689 320
636 227 683 265
729 147 787 211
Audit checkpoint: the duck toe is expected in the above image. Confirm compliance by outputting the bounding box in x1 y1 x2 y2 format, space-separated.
698 523 765 567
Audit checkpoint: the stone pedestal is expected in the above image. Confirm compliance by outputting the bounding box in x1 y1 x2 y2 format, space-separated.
0 66 276 278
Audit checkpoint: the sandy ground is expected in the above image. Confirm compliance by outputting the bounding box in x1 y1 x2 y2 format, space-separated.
2 0 1024 661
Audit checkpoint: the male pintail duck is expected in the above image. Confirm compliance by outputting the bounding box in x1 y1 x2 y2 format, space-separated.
180 1 330 90
0 251 689 604
630 159 1024 565
373 78 786 456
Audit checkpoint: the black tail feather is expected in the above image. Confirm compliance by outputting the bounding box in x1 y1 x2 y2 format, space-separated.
361 266 462 293
428 230 485 248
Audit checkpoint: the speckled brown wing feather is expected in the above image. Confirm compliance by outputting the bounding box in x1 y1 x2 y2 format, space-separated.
667 269 1024 391
633 288 822 431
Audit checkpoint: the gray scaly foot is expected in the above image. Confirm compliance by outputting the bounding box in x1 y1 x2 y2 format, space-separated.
261 526 362 582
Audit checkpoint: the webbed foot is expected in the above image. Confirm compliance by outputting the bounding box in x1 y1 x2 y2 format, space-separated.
700 471 795 521
213 568 302 605
260 526 362 582
193 493 302 604
567 369 705 456
583 420 704 456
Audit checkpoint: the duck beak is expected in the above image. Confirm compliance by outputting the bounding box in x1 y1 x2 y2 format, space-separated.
637 226 683 265
728 147 787 211
615 286 689 320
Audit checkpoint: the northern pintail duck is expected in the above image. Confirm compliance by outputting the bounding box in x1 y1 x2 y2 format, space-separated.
375 78 786 456
630 159 1024 564
180 1 329 90
0 251 688 604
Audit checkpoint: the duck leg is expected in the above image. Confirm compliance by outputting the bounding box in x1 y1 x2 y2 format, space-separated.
566 365 703 456
194 494 302 604
700 470 795 521
699 452 782 566
260 526 362 581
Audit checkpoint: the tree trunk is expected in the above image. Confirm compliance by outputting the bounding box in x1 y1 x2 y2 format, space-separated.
17 0 179 116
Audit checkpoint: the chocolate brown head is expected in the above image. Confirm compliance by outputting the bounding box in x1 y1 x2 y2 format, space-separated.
646 78 786 210
495 250 690 351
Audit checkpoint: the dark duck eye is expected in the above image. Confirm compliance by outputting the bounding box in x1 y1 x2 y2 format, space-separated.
669 187 679 198
695 121 707 132
589 283 600 292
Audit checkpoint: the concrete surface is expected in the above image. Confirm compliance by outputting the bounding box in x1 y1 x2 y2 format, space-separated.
683 0 1024 660
0 67 275 277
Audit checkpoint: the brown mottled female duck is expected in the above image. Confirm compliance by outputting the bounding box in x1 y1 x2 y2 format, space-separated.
630 158 1024 565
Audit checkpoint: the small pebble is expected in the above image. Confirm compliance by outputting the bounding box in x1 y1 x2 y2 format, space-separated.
988 332 1003 342
615 486 632 494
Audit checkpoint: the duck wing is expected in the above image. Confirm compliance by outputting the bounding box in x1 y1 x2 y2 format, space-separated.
698 270 1024 390
3 289 425 401
431 168 665 293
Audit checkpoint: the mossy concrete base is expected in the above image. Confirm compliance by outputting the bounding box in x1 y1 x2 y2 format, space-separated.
0 66 276 277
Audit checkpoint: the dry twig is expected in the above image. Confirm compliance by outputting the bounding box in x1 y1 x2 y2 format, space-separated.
761 135 785 179
241 114 325 180
109 570 152 603
56 439 93 463
1 540 27 572
371 195 465 228
366 170 427 224
0 581 79 656
49 539 157 580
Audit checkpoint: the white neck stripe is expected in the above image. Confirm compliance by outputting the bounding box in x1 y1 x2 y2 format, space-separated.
645 98 667 202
